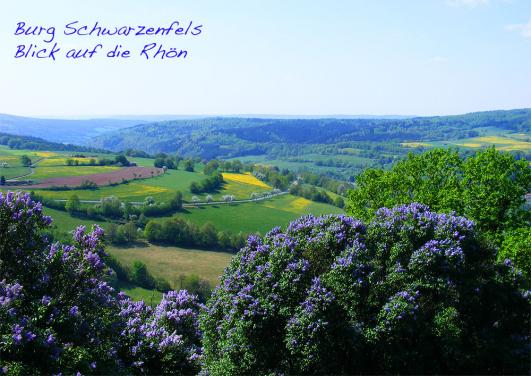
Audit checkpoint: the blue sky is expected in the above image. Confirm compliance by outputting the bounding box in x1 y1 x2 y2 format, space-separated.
0 0 530 117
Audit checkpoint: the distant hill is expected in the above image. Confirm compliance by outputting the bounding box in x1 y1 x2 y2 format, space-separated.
90 109 531 159
0 114 145 145
0 132 109 153
0 114 414 146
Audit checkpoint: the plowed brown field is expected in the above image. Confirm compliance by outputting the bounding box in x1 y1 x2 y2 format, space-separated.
19 167 164 188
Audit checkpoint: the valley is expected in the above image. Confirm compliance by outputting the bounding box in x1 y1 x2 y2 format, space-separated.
0 109 529 303
0 143 345 301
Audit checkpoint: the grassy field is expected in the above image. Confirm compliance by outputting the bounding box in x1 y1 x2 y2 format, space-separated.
420 128 531 152
452 135 531 151
30 170 275 203
143 169 209 199
108 244 233 288
31 172 201 202
0 154 32 178
174 194 344 234
31 165 121 179
39 191 343 236
34 181 173 202
0 148 115 179
37 156 101 167
128 157 157 167
0 145 57 158
43 207 111 232
0 166 31 179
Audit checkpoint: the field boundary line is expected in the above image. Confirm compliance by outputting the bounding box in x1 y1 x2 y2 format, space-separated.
50 191 289 206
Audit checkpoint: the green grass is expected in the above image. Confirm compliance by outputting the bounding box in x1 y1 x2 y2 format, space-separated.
26 168 211 202
174 194 344 234
0 166 31 179
128 157 156 167
426 129 531 152
111 280 163 304
32 181 174 202
108 243 233 288
0 146 57 158
37 157 101 167
39 191 343 236
30 169 271 202
0 153 32 178
144 169 209 199
43 207 111 232
31 165 121 179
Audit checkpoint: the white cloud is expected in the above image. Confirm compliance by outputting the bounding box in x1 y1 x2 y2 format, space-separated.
506 19 531 38
445 0 489 7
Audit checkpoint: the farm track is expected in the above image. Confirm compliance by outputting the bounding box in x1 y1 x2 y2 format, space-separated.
52 191 289 206
5 157 45 181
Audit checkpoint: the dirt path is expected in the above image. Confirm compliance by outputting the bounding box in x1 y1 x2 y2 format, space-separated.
52 191 289 206
5 157 45 181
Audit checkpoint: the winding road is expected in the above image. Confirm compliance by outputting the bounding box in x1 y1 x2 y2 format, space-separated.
52 191 289 207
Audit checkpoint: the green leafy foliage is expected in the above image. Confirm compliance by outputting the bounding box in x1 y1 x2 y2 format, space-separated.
19 155 32 167
65 194 81 214
498 227 531 285
0 132 108 153
144 217 246 252
347 148 530 243
190 173 224 194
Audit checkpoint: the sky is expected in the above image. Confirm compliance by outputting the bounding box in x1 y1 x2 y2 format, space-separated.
0 0 530 117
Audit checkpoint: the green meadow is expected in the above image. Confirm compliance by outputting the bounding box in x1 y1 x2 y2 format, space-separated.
173 194 344 234
43 207 111 231
31 165 121 180
108 244 233 288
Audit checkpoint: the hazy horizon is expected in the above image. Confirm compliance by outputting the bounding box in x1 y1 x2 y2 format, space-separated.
2 107 530 121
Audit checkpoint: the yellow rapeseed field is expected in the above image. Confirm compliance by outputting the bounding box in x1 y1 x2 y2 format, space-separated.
261 196 312 214
128 184 169 196
38 157 97 166
288 197 311 211
461 143 482 147
455 136 530 151
34 151 58 158
222 172 271 189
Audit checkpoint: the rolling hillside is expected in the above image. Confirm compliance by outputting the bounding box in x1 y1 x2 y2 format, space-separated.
90 109 531 157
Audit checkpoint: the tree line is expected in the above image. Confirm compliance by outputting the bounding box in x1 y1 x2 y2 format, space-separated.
144 217 248 253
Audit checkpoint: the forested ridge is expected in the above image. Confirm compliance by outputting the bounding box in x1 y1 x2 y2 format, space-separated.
92 109 531 158
0 132 109 153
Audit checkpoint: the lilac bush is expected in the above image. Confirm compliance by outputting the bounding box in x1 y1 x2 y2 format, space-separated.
0 192 201 375
118 290 203 375
200 203 530 375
